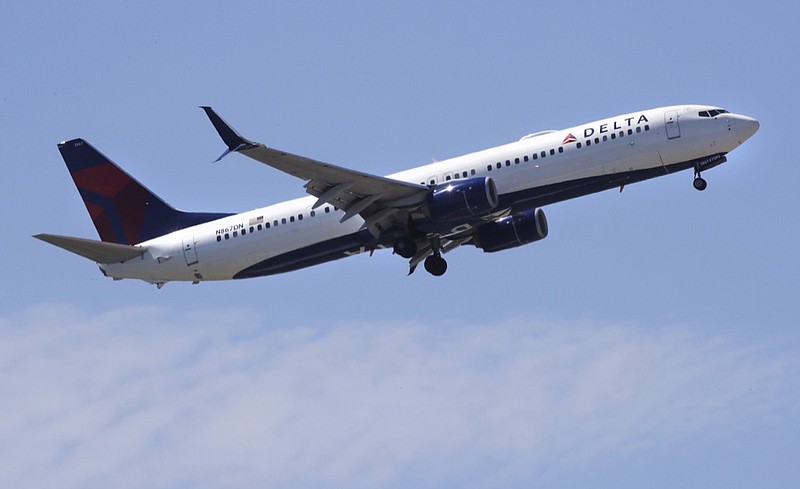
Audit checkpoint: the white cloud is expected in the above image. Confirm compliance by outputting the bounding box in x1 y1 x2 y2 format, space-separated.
0 306 796 489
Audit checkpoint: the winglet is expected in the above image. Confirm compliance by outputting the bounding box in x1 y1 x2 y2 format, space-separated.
199 106 257 161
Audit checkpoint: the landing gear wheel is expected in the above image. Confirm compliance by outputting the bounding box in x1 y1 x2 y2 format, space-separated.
693 177 707 191
424 255 448 276
393 237 418 259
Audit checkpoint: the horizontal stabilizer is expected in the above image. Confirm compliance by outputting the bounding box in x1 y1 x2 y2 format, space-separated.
34 233 147 263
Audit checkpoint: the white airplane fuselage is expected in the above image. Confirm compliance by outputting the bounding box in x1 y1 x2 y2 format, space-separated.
47 104 759 285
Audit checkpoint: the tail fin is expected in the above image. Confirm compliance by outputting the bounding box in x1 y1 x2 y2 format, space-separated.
57 139 231 244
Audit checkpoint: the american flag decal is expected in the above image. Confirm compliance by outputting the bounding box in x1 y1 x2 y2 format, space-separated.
249 216 264 226
562 133 577 144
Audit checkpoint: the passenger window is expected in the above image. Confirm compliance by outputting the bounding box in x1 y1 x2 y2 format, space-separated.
619 131 625 138
462 171 468 178
249 226 254 233
496 162 502 169
298 214 303 220
549 149 555 156
594 138 599 144
577 142 582 148
487 165 492 171
540 151 546 158
216 235 221 242
225 233 230 240
532 153 538 160
523 155 529 162
445 175 451 181
241 229 246 235
558 146 564 153
636 126 642 133
645 125 650 131
611 133 616 140
310 210 315 217
515 158 520 164
290 216 295 223
273 220 278 226
628 129 633 135
233 231 238 237
602 135 607 142
282 218 287 224
586 140 591 146
506 160 511 166
325 207 330 213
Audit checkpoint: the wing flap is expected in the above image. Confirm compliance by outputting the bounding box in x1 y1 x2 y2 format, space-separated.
308 181 355 209
202 106 430 229
237 145 428 206
34 234 147 263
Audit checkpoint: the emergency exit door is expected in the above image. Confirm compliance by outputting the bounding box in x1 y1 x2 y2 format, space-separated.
182 236 199 266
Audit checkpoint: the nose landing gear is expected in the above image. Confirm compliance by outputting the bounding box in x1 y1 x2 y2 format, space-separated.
693 176 708 191
693 167 708 191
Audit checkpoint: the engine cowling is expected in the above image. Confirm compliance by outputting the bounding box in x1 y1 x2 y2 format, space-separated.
425 177 498 222
474 208 548 252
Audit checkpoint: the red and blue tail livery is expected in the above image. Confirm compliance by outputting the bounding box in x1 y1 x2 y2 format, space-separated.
57 139 230 245
36 104 758 288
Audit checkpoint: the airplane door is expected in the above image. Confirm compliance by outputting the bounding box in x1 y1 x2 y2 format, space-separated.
182 236 199 266
665 110 681 139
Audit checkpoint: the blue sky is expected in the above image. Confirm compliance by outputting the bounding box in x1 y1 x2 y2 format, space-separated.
1 1 799 488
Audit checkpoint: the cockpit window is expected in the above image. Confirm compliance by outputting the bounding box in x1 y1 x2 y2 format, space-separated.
699 109 729 117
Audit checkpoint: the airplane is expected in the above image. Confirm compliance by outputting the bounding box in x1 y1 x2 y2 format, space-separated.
35 105 759 287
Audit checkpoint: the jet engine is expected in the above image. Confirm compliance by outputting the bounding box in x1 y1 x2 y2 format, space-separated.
424 177 498 222
474 208 548 252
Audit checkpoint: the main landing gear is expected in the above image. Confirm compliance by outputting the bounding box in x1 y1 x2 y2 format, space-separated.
392 236 417 259
398 234 448 276
424 253 447 276
395 229 448 277
693 167 708 191
423 235 447 276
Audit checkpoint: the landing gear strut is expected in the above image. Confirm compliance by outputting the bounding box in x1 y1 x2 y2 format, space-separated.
693 167 707 191
423 236 447 276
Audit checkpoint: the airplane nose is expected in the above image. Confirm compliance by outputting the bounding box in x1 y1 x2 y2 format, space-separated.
735 115 760 143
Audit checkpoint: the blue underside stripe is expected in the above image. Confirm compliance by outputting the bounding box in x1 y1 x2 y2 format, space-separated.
233 155 723 279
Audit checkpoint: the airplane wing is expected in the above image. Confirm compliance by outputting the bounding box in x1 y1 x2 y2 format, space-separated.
34 234 147 263
201 106 430 237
